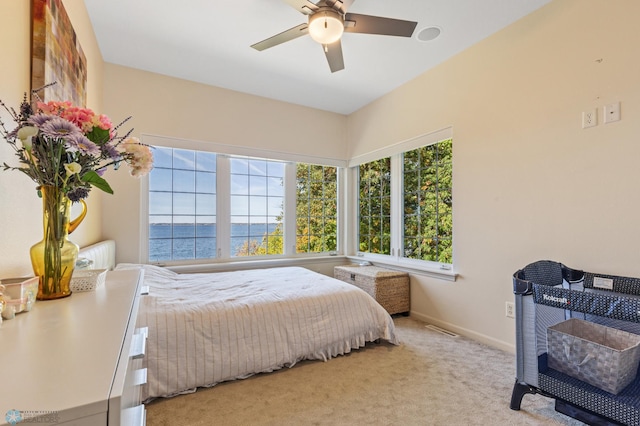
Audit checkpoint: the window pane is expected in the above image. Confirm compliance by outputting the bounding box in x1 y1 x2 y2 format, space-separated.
230 174 249 195
173 149 195 170
230 195 248 215
296 163 338 253
358 158 391 255
196 152 216 172
149 217 172 238
172 238 195 260
149 192 172 215
402 139 453 264
249 159 267 176
149 168 172 192
250 175 267 195
230 156 285 258
173 221 195 238
268 197 283 217
231 221 249 236
230 157 248 174
268 177 284 196
153 147 173 168
268 161 285 176
149 239 171 262
196 219 216 237
173 193 195 215
195 171 216 194
196 194 216 215
249 196 267 216
148 146 216 262
196 238 216 259
173 170 195 193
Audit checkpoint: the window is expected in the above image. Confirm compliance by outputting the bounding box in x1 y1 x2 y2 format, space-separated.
358 158 391 255
296 164 338 253
146 144 339 263
356 136 453 267
149 147 217 262
403 139 452 263
230 157 284 256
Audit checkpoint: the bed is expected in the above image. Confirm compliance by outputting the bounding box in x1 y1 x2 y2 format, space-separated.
78 241 399 402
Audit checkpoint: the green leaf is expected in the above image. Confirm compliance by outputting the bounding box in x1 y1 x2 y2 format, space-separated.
86 127 110 144
81 170 114 194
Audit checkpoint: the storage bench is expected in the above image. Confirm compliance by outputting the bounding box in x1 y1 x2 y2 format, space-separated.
334 265 410 315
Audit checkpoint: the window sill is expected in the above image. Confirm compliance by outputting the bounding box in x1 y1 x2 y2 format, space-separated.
345 256 458 282
163 255 349 274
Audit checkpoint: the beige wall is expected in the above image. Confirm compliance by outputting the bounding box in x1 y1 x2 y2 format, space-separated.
0 0 103 277
348 0 640 350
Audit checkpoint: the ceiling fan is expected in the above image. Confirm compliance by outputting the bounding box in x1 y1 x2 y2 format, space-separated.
251 0 418 73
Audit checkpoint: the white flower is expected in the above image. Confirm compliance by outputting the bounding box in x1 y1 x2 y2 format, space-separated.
64 162 82 176
17 126 38 150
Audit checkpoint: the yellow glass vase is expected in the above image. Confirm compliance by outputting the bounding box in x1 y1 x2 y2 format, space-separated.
30 186 87 300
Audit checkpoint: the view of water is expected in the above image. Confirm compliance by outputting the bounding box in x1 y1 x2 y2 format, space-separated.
149 223 278 261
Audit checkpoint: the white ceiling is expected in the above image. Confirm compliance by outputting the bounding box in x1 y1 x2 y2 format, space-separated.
84 0 551 115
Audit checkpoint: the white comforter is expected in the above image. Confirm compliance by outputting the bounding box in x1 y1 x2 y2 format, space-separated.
116 264 398 401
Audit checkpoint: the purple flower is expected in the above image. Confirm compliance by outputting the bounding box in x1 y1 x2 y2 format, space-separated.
39 117 82 140
101 142 121 160
28 113 54 127
66 134 101 156
67 187 90 202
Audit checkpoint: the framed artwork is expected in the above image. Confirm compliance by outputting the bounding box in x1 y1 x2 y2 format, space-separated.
31 0 87 106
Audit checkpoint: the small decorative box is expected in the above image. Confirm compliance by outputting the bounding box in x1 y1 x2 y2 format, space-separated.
0 276 39 314
70 269 107 292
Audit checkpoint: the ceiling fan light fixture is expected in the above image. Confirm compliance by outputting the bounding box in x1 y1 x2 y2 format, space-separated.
308 9 344 45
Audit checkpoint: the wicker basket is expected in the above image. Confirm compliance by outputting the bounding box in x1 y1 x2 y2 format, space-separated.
547 318 640 394
70 269 107 292
334 265 410 315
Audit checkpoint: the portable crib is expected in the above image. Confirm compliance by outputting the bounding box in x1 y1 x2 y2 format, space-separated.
510 260 640 425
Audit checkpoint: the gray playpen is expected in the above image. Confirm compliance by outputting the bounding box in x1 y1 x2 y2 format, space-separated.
511 260 640 425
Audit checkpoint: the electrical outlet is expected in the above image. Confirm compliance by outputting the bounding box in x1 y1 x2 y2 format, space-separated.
582 109 597 128
506 301 515 318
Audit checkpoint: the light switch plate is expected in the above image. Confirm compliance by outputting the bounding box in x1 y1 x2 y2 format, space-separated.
604 102 621 123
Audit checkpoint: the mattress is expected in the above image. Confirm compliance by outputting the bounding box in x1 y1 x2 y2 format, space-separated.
115 264 399 401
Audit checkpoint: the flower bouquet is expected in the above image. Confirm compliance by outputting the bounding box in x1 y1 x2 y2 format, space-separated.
1 86 153 299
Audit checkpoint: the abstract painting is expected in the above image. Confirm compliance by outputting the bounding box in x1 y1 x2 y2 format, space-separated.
31 0 87 106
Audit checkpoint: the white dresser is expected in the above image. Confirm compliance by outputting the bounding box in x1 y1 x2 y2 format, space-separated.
0 269 147 426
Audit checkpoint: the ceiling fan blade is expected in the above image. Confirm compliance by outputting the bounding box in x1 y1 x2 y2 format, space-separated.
251 23 309 51
344 13 417 37
325 0 355 14
323 40 344 73
282 0 319 15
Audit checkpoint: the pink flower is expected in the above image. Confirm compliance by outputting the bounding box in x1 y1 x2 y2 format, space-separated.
96 114 112 130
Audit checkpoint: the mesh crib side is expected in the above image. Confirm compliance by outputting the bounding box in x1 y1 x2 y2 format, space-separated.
512 260 583 387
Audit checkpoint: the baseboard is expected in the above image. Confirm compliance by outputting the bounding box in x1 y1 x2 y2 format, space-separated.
409 310 516 354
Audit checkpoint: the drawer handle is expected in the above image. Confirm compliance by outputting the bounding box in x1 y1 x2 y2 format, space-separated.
133 368 147 386
122 404 146 426
130 332 147 359
140 285 150 295
136 327 149 339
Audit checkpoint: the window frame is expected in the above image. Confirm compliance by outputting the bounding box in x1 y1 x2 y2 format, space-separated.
140 135 346 266
347 127 456 280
